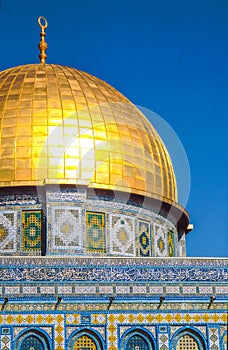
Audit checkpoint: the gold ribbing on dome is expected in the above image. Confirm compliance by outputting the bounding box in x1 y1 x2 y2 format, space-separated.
38 16 48 63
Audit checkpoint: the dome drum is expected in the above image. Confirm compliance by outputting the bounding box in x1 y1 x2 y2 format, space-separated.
0 185 188 257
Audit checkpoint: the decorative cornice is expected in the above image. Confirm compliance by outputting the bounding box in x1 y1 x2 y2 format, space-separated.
0 257 227 283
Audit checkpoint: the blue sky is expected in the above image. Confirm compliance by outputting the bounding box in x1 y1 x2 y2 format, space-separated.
0 0 227 256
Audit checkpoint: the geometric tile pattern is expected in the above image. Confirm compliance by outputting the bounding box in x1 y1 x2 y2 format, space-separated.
57 286 73 294
40 286 55 294
74 285 96 294
138 220 151 256
98 285 113 294
5 286 20 295
158 332 169 350
148 286 164 294
22 210 41 252
116 285 130 294
51 207 81 250
66 314 81 325
91 314 106 325
110 215 135 256
154 224 167 257
54 314 65 350
0 311 227 350
215 286 228 294
107 314 118 350
199 286 213 294
182 286 197 294
167 230 175 257
86 212 106 252
132 285 147 294
0 314 64 350
103 312 227 350
166 285 180 294
209 328 219 350
0 210 17 253
0 190 183 257
0 333 10 350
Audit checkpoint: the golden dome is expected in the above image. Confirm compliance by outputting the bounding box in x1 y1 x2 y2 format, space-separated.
0 64 177 202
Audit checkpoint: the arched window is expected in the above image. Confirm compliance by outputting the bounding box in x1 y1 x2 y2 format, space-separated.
68 330 103 350
126 334 150 350
73 334 97 350
20 335 44 350
121 330 154 350
176 334 199 350
172 329 206 350
16 330 50 350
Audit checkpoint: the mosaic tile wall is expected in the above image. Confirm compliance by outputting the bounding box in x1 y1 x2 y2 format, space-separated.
0 256 227 348
21 210 41 252
0 188 182 256
0 193 42 256
0 327 11 350
50 206 82 253
0 257 227 300
86 212 106 253
110 214 135 256
0 210 17 253
167 230 175 257
0 311 226 350
138 220 151 256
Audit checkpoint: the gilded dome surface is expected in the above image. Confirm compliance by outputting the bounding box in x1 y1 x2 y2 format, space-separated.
0 64 177 202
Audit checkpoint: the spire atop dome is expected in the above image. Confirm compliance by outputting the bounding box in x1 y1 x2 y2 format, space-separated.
38 16 48 63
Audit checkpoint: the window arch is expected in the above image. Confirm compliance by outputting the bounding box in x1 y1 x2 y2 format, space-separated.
126 334 150 349
176 334 199 350
172 328 206 350
19 335 44 350
74 334 97 350
68 329 103 350
16 329 50 350
121 329 154 350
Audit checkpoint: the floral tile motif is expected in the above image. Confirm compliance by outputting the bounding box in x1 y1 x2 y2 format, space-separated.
22 210 41 252
154 224 167 257
86 212 106 252
110 215 135 256
51 206 82 251
138 220 151 257
167 230 175 257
